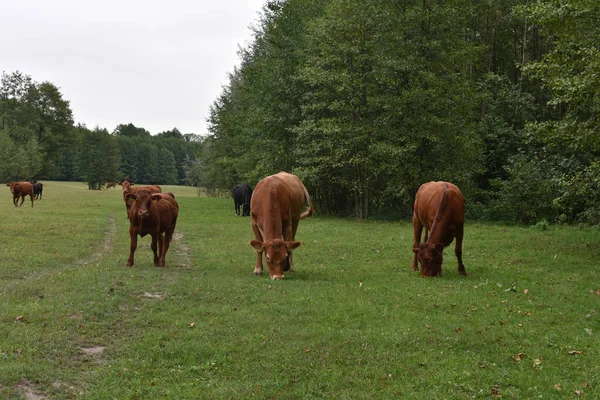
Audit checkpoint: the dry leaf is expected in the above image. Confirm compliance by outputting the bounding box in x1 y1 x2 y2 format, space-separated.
188 322 195 328
533 358 542 367
554 384 562 391
15 315 24 322
568 350 584 355
455 327 462 334
595 289 600 296
304 348 310 353
523 289 529 294
512 353 525 361
574 390 583 396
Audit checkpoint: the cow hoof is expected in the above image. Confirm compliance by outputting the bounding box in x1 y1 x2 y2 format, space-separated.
253 270 263 276
459 271 468 276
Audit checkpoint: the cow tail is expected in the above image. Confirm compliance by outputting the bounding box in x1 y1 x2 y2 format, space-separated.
300 185 314 219
430 183 449 233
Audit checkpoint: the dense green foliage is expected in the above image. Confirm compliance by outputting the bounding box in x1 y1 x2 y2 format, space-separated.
200 0 600 223
0 72 201 189
2 0 598 223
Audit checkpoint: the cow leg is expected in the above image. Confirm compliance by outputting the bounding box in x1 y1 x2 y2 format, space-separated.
285 220 298 272
412 215 423 272
235 202 240 216
19 195 25 207
30 194 34 207
251 222 264 275
127 230 138 266
159 228 174 267
151 233 160 266
455 224 467 276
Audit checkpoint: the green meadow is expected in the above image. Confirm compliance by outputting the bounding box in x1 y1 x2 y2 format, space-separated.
1 182 599 399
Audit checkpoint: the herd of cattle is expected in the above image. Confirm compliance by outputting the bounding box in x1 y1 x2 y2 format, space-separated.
5 173 466 279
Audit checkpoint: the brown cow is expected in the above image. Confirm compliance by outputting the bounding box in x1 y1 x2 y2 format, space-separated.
119 180 162 217
6 182 35 207
249 172 314 280
125 190 178 267
106 181 116 189
412 181 466 277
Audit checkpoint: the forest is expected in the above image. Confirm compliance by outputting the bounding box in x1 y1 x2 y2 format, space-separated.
2 0 599 224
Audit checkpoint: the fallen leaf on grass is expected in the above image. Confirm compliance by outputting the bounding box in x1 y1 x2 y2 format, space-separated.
574 390 583 396
15 315 24 322
188 323 195 328
554 384 562 391
533 358 542 367
512 353 525 361
455 327 462 334
523 289 529 294
584 328 593 335
568 350 584 355
595 289 600 296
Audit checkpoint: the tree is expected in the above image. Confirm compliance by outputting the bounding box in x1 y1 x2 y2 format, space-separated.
78 127 120 190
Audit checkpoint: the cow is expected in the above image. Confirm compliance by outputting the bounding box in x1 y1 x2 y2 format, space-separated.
249 172 314 280
125 190 178 267
232 184 253 216
412 181 466 277
32 182 43 200
106 181 116 189
6 182 35 207
119 180 162 217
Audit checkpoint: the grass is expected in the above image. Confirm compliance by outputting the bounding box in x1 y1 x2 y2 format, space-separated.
1 181 599 399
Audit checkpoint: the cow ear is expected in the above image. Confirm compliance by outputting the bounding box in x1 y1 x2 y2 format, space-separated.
434 243 444 253
250 240 264 252
151 194 162 203
285 241 301 251
125 193 136 206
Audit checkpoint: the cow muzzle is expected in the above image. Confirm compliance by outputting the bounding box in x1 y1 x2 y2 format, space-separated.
270 274 285 280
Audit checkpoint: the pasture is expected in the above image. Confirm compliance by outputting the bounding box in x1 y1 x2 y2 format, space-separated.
1 182 599 399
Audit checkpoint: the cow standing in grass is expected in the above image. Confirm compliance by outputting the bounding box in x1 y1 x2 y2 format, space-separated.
125 190 178 267
232 184 253 216
32 182 43 200
412 181 466 277
6 182 35 207
249 172 314 280
119 179 162 217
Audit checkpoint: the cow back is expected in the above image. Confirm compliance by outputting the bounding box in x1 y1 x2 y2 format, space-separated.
413 181 464 232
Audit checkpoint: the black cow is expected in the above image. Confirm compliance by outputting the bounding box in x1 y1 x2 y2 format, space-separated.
232 184 253 216
32 182 43 200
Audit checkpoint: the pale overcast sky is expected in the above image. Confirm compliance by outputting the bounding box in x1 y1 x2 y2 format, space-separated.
0 0 265 135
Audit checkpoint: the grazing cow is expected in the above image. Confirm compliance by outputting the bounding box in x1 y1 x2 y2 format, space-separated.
32 182 43 200
249 172 314 280
6 182 35 207
119 180 162 217
412 181 466 277
232 184 253 216
125 190 178 267
106 181 116 189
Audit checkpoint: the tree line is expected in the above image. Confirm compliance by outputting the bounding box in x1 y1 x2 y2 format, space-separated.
199 0 600 224
0 71 202 190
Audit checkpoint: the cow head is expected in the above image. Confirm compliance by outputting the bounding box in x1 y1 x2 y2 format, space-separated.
126 190 162 219
413 242 445 277
120 179 134 192
250 239 301 280
8 182 19 194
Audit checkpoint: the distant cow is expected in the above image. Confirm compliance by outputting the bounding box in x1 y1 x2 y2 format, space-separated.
119 180 162 217
32 182 43 200
232 184 253 216
125 190 178 267
106 181 116 189
249 172 314 280
6 182 35 207
412 181 466 277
